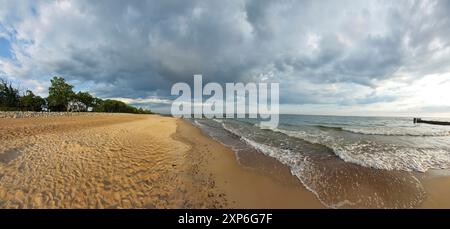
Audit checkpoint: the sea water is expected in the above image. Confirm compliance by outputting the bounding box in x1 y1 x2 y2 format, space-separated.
192 115 450 208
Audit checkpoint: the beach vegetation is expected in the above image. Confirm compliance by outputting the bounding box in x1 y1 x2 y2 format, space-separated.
0 78 21 109
93 99 152 114
0 77 153 114
20 90 46 111
75 91 95 108
47 76 76 111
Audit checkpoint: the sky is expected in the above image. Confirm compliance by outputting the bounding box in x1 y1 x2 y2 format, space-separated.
0 0 450 116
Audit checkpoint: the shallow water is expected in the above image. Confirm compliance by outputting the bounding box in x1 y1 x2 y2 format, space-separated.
192 115 450 208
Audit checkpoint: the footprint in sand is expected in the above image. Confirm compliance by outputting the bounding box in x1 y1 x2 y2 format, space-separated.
0 148 23 164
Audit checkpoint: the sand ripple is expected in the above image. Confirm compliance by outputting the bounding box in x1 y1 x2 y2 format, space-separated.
0 114 222 208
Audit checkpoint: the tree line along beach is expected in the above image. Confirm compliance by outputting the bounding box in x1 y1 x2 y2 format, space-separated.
1 76 153 114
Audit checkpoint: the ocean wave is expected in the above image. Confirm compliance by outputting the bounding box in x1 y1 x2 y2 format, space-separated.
333 143 450 172
310 124 450 137
212 118 223 123
275 128 450 172
218 121 428 208
313 125 344 131
216 119 450 172
341 127 450 137
219 123 329 206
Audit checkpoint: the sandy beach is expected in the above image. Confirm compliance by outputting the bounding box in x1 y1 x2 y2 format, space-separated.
0 113 449 209
0 114 323 208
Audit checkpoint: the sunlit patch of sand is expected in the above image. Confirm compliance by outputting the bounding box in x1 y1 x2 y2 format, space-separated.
0 114 327 209
0 114 222 208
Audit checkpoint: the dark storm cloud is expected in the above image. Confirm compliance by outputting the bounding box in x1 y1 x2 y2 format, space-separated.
38 0 260 97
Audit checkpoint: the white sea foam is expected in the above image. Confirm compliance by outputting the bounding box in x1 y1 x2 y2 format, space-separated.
212 118 223 123
341 126 450 137
215 119 430 208
218 119 450 172
275 128 450 172
220 123 331 206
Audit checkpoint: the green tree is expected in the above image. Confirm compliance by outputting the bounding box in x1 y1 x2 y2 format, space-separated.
20 90 46 111
92 97 104 112
0 78 20 109
75 91 94 108
33 96 46 111
1 76 154 114
101 99 129 113
47 76 75 111
92 99 152 114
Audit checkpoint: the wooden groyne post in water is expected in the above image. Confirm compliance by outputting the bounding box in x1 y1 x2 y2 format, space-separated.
413 117 450 126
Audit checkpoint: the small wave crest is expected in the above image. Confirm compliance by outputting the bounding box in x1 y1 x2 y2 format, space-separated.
212 119 450 172
275 128 450 172
341 127 450 137
311 124 450 137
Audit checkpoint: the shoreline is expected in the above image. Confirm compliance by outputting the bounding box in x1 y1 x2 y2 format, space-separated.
0 113 449 208
0 114 324 208
419 170 450 208
178 119 450 209
174 119 325 208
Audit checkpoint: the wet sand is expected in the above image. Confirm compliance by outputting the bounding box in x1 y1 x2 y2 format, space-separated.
174 119 324 208
0 113 449 208
419 170 450 208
